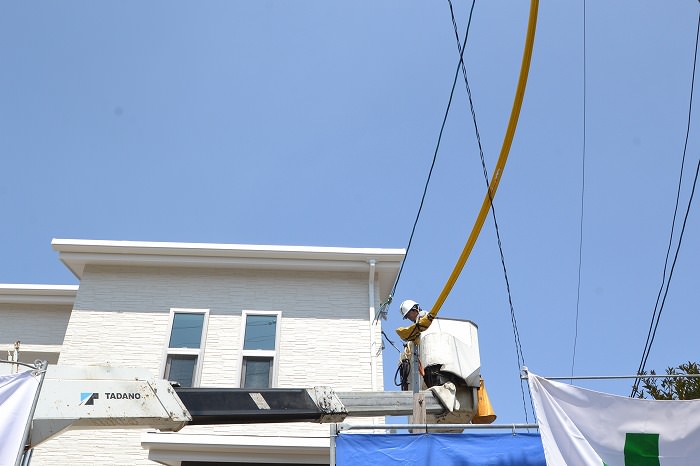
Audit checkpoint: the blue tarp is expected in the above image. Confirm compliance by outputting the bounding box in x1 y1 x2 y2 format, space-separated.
336 432 546 466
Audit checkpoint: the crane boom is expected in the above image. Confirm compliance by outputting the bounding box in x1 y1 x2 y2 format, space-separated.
27 365 451 448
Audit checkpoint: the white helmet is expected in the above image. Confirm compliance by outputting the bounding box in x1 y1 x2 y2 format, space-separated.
400 300 419 319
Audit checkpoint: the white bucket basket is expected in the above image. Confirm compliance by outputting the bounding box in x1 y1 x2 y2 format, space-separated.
420 318 481 388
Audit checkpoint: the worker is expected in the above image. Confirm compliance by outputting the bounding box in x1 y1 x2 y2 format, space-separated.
397 299 429 391
400 299 426 323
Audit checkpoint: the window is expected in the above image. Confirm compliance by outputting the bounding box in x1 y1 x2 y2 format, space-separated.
163 309 208 387
240 311 280 388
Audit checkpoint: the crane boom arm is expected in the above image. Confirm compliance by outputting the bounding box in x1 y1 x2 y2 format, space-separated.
28 365 450 448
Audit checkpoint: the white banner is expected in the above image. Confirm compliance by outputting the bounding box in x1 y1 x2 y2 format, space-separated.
528 371 700 466
0 371 40 466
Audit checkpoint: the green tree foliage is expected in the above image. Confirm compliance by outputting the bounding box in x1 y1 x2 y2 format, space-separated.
636 361 700 400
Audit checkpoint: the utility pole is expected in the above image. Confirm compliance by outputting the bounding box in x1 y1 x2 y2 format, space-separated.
411 340 426 432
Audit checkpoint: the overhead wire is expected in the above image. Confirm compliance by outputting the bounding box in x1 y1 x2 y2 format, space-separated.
446 0 529 422
427 0 539 318
632 162 700 396
382 0 540 366
381 330 403 353
631 8 700 397
571 0 587 378
378 10 475 350
377 0 480 326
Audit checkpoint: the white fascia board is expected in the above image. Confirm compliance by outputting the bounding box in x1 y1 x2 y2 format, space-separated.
51 238 405 279
50 238 405 259
0 284 78 305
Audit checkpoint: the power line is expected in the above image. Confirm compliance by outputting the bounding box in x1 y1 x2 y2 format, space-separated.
631 7 700 397
426 0 538 320
446 0 529 423
381 330 403 353
380 0 478 313
571 0 587 378
632 159 700 396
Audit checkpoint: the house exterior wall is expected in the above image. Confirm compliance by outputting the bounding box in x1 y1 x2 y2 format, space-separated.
31 263 385 465
0 303 71 365
1 303 70 347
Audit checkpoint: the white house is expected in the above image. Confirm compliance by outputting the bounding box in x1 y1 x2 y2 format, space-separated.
0 239 404 465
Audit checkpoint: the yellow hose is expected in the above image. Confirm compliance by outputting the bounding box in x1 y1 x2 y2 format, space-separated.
397 0 539 340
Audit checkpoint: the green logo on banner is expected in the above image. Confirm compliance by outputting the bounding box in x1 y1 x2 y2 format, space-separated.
603 433 660 466
624 433 660 466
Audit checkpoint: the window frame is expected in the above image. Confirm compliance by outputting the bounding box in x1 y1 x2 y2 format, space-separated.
161 308 209 388
238 310 281 388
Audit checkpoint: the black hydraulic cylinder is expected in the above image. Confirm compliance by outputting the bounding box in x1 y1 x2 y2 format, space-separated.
175 388 325 425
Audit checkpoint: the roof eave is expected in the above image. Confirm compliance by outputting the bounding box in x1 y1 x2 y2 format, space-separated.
0 284 78 305
51 239 405 280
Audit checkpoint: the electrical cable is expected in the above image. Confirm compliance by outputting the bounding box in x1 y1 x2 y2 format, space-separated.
395 358 411 390
633 159 700 396
385 0 538 326
382 330 403 353
446 0 530 423
571 0 587 379
631 8 700 397
428 0 539 319
378 0 479 318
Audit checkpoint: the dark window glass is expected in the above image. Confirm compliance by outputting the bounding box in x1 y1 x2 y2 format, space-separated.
243 315 277 350
242 356 272 388
165 354 197 387
169 313 205 348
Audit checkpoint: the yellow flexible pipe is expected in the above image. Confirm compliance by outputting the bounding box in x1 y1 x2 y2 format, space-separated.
397 0 539 341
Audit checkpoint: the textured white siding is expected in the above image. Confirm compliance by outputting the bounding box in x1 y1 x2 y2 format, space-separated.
0 303 70 366
32 264 384 465
34 430 147 466
0 304 71 347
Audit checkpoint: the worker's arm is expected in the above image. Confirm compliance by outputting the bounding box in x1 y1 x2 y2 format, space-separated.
395 312 434 341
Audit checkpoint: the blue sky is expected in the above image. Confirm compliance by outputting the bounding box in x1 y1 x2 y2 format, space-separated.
1 1 698 423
